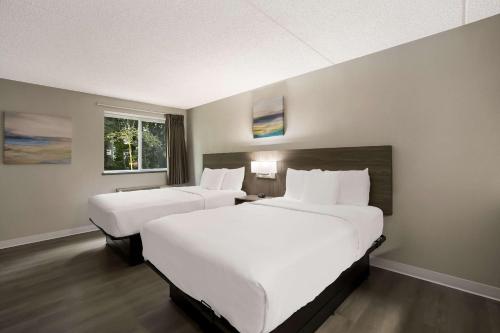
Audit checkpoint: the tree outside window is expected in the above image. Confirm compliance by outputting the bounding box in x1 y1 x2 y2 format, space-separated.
104 114 166 172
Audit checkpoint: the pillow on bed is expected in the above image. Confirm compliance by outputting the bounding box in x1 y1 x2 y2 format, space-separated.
300 169 340 205
221 167 245 191
284 168 306 200
326 168 370 206
200 168 226 190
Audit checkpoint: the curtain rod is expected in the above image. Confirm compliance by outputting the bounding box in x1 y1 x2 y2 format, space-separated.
96 103 166 115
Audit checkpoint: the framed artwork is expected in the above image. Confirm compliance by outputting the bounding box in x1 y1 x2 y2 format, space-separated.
252 96 284 138
3 111 72 164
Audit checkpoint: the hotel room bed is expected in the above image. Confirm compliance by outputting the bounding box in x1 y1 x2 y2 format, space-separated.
88 186 245 264
89 186 245 237
142 198 384 333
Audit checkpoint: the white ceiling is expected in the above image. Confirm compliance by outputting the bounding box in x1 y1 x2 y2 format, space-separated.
0 0 499 109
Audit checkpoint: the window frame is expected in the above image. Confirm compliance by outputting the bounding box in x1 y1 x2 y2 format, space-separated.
103 111 167 174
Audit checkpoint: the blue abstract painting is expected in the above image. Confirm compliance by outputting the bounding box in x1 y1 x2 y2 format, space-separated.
3 112 72 164
252 96 284 138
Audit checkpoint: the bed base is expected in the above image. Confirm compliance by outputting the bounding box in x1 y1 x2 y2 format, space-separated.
89 218 144 266
147 235 386 333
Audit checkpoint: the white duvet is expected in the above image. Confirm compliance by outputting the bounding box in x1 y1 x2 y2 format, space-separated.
141 197 383 333
88 186 245 237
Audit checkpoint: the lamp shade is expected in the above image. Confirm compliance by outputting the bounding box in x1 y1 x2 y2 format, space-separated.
251 161 277 174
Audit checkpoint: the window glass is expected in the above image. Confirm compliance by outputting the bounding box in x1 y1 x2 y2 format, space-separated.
141 121 167 169
104 117 139 171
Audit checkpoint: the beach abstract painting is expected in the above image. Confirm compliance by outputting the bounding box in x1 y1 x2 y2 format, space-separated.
3 112 72 164
252 96 284 138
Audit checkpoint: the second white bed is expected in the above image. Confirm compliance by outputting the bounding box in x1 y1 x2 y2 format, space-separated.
142 197 383 333
89 186 245 237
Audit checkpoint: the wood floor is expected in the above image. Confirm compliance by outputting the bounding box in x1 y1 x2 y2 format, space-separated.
1 232 499 333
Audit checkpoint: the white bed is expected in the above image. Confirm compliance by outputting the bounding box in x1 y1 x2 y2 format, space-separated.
141 197 383 333
88 186 245 238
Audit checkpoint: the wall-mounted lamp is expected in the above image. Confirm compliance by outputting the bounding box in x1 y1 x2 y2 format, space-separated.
251 161 277 179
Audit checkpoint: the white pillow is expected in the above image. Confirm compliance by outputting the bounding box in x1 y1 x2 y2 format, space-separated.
284 168 306 200
221 167 245 191
336 168 370 206
301 169 340 205
200 168 226 190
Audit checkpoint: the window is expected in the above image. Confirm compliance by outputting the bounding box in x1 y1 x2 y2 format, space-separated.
104 112 166 173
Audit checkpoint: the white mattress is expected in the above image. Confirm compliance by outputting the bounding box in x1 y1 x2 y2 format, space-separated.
141 197 383 333
88 186 245 237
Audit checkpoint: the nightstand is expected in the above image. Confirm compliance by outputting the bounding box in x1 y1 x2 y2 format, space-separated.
235 195 273 205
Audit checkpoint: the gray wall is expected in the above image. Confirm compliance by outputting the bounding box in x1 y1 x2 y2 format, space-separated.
0 79 185 241
187 15 500 287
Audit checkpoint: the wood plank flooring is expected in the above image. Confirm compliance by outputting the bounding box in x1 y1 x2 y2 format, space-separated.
1 232 499 333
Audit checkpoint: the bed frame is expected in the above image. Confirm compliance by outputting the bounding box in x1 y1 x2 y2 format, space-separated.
147 235 385 333
89 218 143 266
146 145 393 332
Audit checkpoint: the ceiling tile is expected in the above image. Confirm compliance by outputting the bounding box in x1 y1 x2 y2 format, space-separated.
249 0 464 64
466 0 500 23
0 0 330 108
1 1 499 108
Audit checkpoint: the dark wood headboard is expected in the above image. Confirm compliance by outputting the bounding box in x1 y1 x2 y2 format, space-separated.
203 145 392 215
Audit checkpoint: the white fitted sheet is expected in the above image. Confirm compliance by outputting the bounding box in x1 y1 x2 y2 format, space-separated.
88 186 245 237
141 197 383 333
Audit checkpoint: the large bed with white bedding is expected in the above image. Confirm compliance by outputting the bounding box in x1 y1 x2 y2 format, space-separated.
88 184 245 265
143 146 392 332
142 198 383 333
89 186 245 237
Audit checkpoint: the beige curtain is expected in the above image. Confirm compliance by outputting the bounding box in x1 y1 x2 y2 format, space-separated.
165 114 189 185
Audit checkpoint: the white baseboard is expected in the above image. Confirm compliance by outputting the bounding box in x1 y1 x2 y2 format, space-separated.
0 225 98 250
371 256 500 302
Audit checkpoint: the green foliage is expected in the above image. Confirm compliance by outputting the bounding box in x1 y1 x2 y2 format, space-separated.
104 118 138 170
104 117 166 171
142 121 166 169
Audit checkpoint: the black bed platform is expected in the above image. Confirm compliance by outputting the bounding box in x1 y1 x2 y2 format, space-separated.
89 218 144 266
147 235 386 333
